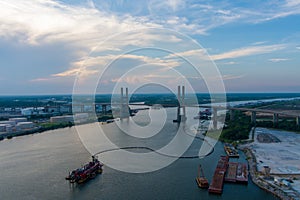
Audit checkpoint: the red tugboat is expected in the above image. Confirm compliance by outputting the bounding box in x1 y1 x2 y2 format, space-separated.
65 156 103 184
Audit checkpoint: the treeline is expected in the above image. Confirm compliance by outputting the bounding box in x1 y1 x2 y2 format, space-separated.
256 119 300 132
39 122 74 132
220 111 300 142
220 111 252 142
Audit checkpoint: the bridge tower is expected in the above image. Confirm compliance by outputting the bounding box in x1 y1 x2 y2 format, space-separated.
251 111 256 125
102 104 107 115
273 113 279 126
120 87 130 119
174 86 186 123
229 109 235 121
212 107 218 129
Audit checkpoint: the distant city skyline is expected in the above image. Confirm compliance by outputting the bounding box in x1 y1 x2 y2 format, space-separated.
0 0 300 95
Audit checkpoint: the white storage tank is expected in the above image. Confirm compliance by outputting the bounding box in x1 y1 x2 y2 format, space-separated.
0 121 16 126
50 115 74 123
0 124 6 132
74 113 89 123
9 117 27 123
16 122 34 130
5 125 13 133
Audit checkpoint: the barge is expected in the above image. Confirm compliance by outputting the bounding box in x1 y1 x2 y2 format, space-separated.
225 162 248 184
196 164 209 188
224 143 239 158
208 156 229 194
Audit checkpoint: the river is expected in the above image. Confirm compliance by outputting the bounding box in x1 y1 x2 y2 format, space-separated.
0 107 277 200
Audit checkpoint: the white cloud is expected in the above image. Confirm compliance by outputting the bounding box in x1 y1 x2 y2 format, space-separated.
184 74 244 81
284 0 300 7
252 41 268 45
148 0 186 13
1 0 299 50
219 61 238 65
268 58 290 62
211 44 286 60
50 54 181 79
30 77 59 82
222 74 244 80
0 0 162 50
165 49 207 59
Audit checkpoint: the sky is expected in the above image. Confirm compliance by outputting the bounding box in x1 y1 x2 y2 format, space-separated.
0 0 300 95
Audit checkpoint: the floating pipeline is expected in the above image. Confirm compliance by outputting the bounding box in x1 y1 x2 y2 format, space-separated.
93 131 215 159
93 145 214 159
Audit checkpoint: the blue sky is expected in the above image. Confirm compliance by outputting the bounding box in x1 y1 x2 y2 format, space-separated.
0 0 299 94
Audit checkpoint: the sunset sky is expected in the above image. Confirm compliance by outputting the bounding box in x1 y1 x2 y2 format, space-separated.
0 0 300 94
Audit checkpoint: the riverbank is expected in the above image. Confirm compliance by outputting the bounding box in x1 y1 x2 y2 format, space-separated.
241 127 300 200
0 122 74 141
243 148 292 200
0 114 115 141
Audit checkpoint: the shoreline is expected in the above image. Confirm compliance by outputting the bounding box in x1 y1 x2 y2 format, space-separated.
242 147 296 200
0 115 116 141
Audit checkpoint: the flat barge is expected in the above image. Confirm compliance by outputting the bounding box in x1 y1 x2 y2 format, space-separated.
225 162 238 182
236 162 248 183
208 156 229 194
225 162 248 184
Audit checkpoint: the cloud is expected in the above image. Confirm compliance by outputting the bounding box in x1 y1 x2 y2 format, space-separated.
165 49 207 59
251 41 268 45
148 0 186 12
211 44 286 60
48 54 180 80
184 74 244 81
268 58 290 62
30 77 59 82
285 0 300 7
52 68 98 78
1 0 299 50
222 74 244 80
249 1 300 22
219 61 238 65
0 0 162 50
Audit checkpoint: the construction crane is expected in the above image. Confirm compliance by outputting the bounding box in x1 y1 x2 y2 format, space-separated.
196 164 209 188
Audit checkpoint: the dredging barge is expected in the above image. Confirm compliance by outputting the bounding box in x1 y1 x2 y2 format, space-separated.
65 156 103 184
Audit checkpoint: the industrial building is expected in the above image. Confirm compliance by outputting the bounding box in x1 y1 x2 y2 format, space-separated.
74 113 89 123
0 120 16 126
16 122 35 131
9 117 27 123
21 107 45 116
0 118 35 133
50 115 74 123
